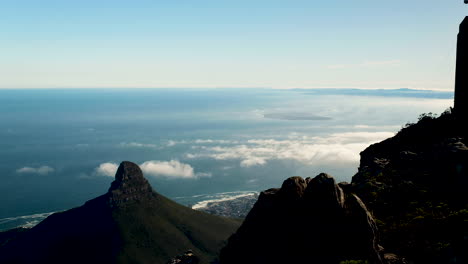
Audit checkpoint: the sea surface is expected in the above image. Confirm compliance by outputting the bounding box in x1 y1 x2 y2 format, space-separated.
0 88 452 230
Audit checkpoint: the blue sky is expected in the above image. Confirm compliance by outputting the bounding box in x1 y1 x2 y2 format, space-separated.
0 0 466 89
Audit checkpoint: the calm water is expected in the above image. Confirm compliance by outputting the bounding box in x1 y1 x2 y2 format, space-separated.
0 88 452 229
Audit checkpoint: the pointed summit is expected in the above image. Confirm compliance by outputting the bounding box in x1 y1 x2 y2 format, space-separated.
0 161 240 264
107 161 153 206
114 161 145 185
108 161 154 206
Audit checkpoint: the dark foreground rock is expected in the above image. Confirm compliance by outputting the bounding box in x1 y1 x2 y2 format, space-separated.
167 250 200 264
0 161 240 264
352 111 468 263
220 174 383 264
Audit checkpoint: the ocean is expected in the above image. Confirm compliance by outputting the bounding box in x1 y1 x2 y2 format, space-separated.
0 88 452 230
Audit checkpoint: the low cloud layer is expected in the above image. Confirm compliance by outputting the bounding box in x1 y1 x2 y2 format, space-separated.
185 132 394 167
95 160 210 179
119 142 158 148
16 166 55 175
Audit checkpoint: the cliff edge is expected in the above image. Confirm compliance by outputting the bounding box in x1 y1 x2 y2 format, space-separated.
352 111 468 263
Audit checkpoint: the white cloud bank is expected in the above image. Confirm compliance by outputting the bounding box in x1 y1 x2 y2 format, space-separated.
16 166 55 175
95 162 119 177
118 139 237 149
141 160 199 179
94 160 210 179
185 132 394 167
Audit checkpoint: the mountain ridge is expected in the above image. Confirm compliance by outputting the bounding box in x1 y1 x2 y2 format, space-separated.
0 161 240 264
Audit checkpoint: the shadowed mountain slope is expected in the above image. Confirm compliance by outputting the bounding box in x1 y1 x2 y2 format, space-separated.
0 161 240 264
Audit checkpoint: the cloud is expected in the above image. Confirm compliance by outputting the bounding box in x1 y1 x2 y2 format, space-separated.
140 160 209 179
120 139 238 149
185 132 394 167
94 160 209 179
166 140 177 147
195 172 212 178
194 139 237 144
240 157 267 167
16 166 55 175
119 142 158 148
95 162 118 177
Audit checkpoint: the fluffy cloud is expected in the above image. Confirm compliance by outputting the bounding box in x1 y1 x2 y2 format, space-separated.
185 132 394 167
140 160 208 179
94 162 119 177
16 166 55 175
240 157 267 168
95 160 209 179
166 140 177 147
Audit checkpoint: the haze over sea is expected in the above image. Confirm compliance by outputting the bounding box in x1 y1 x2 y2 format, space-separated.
0 88 452 230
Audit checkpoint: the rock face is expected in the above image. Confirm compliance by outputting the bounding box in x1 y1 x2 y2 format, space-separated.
0 161 240 264
455 17 468 120
220 174 383 264
352 112 468 263
108 161 154 206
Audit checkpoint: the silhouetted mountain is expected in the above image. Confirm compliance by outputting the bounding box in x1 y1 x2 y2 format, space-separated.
352 110 468 263
220 174 383 264
0 161 240 264
0 227 27 248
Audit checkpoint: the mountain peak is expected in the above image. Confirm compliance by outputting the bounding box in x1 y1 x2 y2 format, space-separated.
108 161 154 206
0 161 241 264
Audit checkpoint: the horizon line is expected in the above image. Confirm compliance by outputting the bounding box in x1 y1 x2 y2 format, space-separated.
0 87 454 92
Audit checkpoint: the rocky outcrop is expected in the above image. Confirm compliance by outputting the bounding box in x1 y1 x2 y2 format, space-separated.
220 174 383 264
351 112 468 263
107 161 154 206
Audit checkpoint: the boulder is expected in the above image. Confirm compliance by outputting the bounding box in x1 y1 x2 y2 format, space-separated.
220 174 383 264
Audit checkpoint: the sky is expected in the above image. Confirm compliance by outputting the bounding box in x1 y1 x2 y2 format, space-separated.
0 0 466 90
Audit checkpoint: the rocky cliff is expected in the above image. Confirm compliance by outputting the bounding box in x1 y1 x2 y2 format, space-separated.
220 174 383 264
352 111 468 263
0 161 240 264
